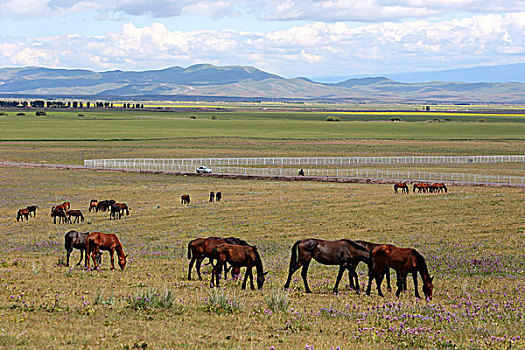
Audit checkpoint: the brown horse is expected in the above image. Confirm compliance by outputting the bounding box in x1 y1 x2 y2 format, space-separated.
109 203 129 220
88 199 98 212
365 244 434 300
87 232 127 270
353 240 391 292
17 208 30 222
54 202 71 212
66 209 84 223
187 236 249 280
413 183 430 193
209 191 215 202
26 205 39 217
430 183 447 193
215 192 222 202
210 243 267 290
394 182 409 194
284 239 371 294
51 207 67 224
181 194 191 204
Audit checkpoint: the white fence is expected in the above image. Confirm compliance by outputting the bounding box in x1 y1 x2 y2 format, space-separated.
84 155 525 168
83 158 525 186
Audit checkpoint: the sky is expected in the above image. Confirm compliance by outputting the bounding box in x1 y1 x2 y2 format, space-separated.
0 0 524 80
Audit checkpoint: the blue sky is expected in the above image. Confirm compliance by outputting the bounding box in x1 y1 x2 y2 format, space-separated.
0 1 523 80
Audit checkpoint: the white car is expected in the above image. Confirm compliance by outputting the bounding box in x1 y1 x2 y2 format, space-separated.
196 166 212 174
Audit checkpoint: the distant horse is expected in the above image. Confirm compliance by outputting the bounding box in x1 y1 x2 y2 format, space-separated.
215 192 222 202
88 199 98 212
413 183 429 193
54 202 70 212
394 182 409 194
26 205 39 217
66 209 84 223
284 239 371 294
430 183 447 193
64 230 101 267
96 200 115 212
181 194 191 204
353 240 391 292
209 191 215 202
366 244 434 300
17 208 30 222
210 243 267 290
87 232 127 270
109 203 129 220
51 207 67 224
187 236 250 280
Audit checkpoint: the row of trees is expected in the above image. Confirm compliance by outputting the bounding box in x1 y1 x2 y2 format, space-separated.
0 100 144 109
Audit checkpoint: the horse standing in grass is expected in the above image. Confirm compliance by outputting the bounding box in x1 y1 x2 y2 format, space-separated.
87 232 127 270
394 182 409 194
210 243 267 290
54 202 70 212
67 209 84 223
187 236 249 280
96 200 115 212
413 183 429 193
26 205 39 217
430 183 447 193
284 239 371 294
353 240 392 292
64 230 101 267
109 203 129 220
215 192 222 202
17 208 30 222
181 194 191 204
51 207 67 224
366 244 434 300
88 200 98 212
209 191 215 202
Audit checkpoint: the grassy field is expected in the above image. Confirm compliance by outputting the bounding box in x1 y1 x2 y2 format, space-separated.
0 106 524 349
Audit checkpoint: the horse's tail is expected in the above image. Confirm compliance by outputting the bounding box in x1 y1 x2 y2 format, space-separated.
187 242 193 260
16 211 20 221
126 207 129 216
289 240 301 269
443 184 448 192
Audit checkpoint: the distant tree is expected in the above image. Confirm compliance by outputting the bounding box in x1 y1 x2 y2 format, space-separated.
86 102 90 108
425 106 430 112
79 102 83 108
72 101 78 108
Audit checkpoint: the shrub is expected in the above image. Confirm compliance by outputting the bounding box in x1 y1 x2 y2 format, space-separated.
204 289 244 314
16 112 25 116
190 116 196 119
35 111 47 116
390 117 401 122
126 288 176 310
0 112 7 116
477 119 486 123
265 287 290 312
325 116 341 122
211 115 218 120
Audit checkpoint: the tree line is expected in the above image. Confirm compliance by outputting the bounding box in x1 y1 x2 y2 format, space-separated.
0 100 144 109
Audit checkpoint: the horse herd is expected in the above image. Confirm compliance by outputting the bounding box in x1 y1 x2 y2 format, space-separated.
181 191 222 205
394 182 448 194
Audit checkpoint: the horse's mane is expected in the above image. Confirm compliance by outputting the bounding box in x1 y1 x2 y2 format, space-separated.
224 237 250 246
113 234 124 255
342 239 368 252
412 249 430 276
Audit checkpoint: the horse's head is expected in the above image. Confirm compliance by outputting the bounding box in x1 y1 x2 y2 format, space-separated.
118 254 128 271
257 271 269 289
423 275 434 301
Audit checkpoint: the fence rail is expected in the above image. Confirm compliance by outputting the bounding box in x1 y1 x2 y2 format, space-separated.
83 158 525 186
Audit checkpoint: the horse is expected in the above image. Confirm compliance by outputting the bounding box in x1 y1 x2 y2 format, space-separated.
51 207 67 224
109 203 129 220
86 232 127 270
394 182 409 194
54 202 70 212
353 240 392 292
215 192 222 202
64 230 101 267
88 199 98 212
66 209 84 223
181 194 191 204
96 200 115 212
210 243 267 290
430 183 447 193
284 239 371 294
17 208 30 222
209 191 215 202
413 183 429 193
187 236 250 280
365 244 434 300
26 205 39 217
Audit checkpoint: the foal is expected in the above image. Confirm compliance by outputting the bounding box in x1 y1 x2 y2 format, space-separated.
67 209 84 223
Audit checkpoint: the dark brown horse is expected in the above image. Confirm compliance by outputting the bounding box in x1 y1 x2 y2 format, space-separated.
66 209 84 223
187 236 249 280
51 207 67 224
353 240 391 292
96 200 115 212
87 232 127 270
210 243 267 290
209 191 215 202
88 199 98 212
215 192 222 202
429 183 447 193
284 239 371 294
181 194 191 204
26 205 39 217
17 208 30 222
365 244 434 300
413 183 430 193
109 203 129 220
64 230 101 267
394 182 409 194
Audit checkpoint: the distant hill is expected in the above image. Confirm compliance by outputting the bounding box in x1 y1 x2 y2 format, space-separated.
0 64 524 103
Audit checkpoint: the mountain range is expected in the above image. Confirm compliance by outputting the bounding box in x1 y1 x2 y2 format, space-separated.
0 63 523 103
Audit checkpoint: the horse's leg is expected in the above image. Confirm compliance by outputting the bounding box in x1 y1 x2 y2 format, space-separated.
196 257 204 280
76 249 84 266
385 267 392 292
109 249 115 270
188 257 196 280
395 273 407 297
375 271 385 297
349 266 360 293
333 265 345 294
301 260 312 293
249 267 255 290
66 249 72 267
284 258 303 289
412 272 420 298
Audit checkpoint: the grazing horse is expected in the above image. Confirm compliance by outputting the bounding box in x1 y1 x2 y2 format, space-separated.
187 236 249 280
430 183 447 193
366 244 434 300
17 208 30 222
54 202 70 212
210 243 267 290
209 191 215 202
64 230 101 267
353 240 392 292
86 232 127 270
215 192 222 202
96 200 115 212
394 182 409 194
109 203 129 220
66 209 84 223
413 183 430 193
51 207 67 224
26 205 39 217
88 199 98 212
181 194 191 204
284 239 371 294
